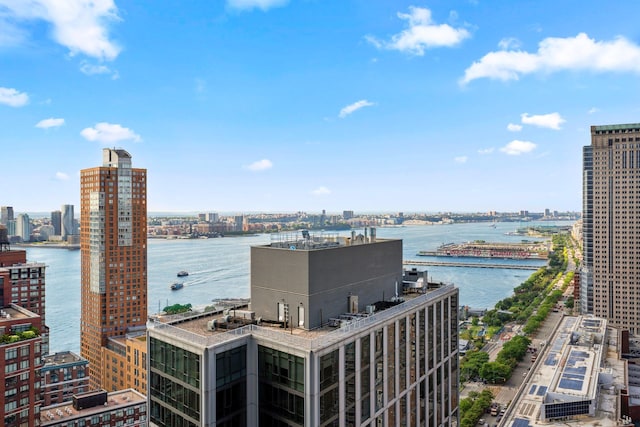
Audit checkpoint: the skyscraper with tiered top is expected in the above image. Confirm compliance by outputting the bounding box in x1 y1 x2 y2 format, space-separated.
80 149 147 391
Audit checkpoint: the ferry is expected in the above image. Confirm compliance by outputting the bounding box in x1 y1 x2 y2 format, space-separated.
177 271 189 277
170 282 184 291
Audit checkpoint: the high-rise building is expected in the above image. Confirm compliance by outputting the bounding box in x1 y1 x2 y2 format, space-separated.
582 123 640 333
80 149 147 390
61 205 74 240
148 230 459 426
205 212 219 223
234 215 246 232
0 240 49 355
581 145 594 315
0 206 14 225
51 211 62 236
0 304 45 427
16 213 31 242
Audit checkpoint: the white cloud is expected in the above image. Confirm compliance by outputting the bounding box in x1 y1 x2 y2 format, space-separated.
521 112 565 130
454 156 468 164
366 6 470 56
36 118 65 129
245 159 273 172
478 148 494 155
498 37 521 50
226 0 288 11
311 186 331 196
507 123 523 132
500 140 537 156
80 62 119 79
80 122 141 143
339 100 375 118
0 87 29 107
461 33 640 85
55 172 69 180
0 0 121 61
588 107 600 114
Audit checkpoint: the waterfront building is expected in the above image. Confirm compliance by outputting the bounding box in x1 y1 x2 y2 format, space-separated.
0 206 14 225
61 204 75 240
16 213 31 242
582 124 640 333
148 230 459 426
39 224 55 241
0 304 45 427
51 210 62 236
205 212 219 223
0 233 49 355
40 389 147 426
5 220 16 239
41 352 89 406
343 210 354 220
193 222 214 234
500 316 633 426
80 149 148 390
234 215 246 232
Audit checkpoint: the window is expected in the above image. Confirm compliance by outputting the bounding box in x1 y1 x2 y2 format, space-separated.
5 348 17 360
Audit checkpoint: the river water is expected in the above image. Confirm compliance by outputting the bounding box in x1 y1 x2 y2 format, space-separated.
26 221 571 354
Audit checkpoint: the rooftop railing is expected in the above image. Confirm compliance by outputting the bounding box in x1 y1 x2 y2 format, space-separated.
148 284 456 351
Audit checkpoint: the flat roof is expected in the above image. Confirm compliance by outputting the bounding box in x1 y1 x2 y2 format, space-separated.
593 123 640 132
262 230 397 251
0 305 37 322
503 316 627 427
40 389 146 426
148 285 456 351
42 351 87 368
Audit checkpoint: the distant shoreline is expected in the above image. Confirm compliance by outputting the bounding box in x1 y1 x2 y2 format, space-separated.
12 243 79 250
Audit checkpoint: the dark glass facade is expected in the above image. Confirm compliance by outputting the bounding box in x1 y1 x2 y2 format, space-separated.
149 337 200 427
216 345 247 426
258 346 305 426
319 350 339 426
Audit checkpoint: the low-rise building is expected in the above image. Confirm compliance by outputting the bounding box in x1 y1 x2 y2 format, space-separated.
40 389 147 426
502 315 632 426
41 352 90 406
101 332 147 395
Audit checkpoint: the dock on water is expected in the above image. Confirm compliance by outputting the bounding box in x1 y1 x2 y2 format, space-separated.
403 260 542 270
417 240 549 260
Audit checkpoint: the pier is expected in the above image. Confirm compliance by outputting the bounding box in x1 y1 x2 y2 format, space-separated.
403 260 542 270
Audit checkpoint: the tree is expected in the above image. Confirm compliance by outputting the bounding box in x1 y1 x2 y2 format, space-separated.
565 296 574 309
460 351 489 381
479 361 511 383
163 303 193 315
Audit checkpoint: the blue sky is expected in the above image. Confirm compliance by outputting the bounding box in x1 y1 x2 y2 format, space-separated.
2 0 640 214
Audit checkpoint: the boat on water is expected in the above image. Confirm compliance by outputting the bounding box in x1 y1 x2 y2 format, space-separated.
170 282 184 290
177 271 189 277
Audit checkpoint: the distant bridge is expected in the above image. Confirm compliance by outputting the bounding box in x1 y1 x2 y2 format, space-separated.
403 260 542 270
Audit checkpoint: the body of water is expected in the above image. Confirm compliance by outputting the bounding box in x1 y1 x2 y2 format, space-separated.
25 220 572 354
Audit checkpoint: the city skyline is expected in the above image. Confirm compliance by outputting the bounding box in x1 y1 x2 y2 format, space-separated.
3 1 640 212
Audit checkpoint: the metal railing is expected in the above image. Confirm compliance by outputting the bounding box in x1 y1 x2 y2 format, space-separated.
148 285 456 351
